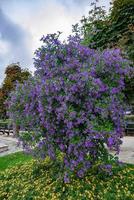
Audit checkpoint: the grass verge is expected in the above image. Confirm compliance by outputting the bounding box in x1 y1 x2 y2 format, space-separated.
0 151 32 171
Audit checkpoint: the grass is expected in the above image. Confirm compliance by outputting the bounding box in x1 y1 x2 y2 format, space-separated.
0 151 32 171
0 152 134 200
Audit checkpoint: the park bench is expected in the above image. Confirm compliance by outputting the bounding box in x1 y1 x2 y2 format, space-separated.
125 121 134 135
0 122 13 136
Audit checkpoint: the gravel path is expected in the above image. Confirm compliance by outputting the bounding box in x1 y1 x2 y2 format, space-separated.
118 136 134 164
0 134 22 156
0 134 134 164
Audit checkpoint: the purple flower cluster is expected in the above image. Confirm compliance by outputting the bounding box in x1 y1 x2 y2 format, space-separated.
7 33 131 182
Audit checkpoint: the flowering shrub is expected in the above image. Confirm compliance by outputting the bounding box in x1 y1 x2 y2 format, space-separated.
7 33 131 182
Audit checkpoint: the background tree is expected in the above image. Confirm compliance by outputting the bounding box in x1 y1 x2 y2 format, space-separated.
80 0 109 47
80 0 134 106
0 88 5 119
0 63 31 119
81 0 134 56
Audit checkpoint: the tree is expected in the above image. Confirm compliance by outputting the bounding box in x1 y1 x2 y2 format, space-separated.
80 0 110 48
2 63 30 97
0 63 31 118
0 88 5 119
80 0 134 105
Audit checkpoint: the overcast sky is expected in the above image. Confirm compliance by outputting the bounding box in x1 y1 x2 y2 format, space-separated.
0 0 110 84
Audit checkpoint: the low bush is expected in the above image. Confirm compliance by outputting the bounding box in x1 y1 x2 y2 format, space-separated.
0 156 134 200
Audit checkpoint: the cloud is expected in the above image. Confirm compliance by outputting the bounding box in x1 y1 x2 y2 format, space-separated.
59 0 90 6
0 7 32 85
0 8 24 44
0 0 110 85
0 0 89 80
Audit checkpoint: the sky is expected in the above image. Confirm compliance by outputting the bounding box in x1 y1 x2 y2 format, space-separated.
0 0 110 85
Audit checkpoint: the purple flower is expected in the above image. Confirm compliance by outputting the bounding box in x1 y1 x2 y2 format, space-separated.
108 137 114 147
59 144 65 151
111 88 120 94
64 172 70 183
85 141 94 148
77 169 84 178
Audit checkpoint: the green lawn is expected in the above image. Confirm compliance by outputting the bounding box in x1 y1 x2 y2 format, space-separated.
0 151 32 171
